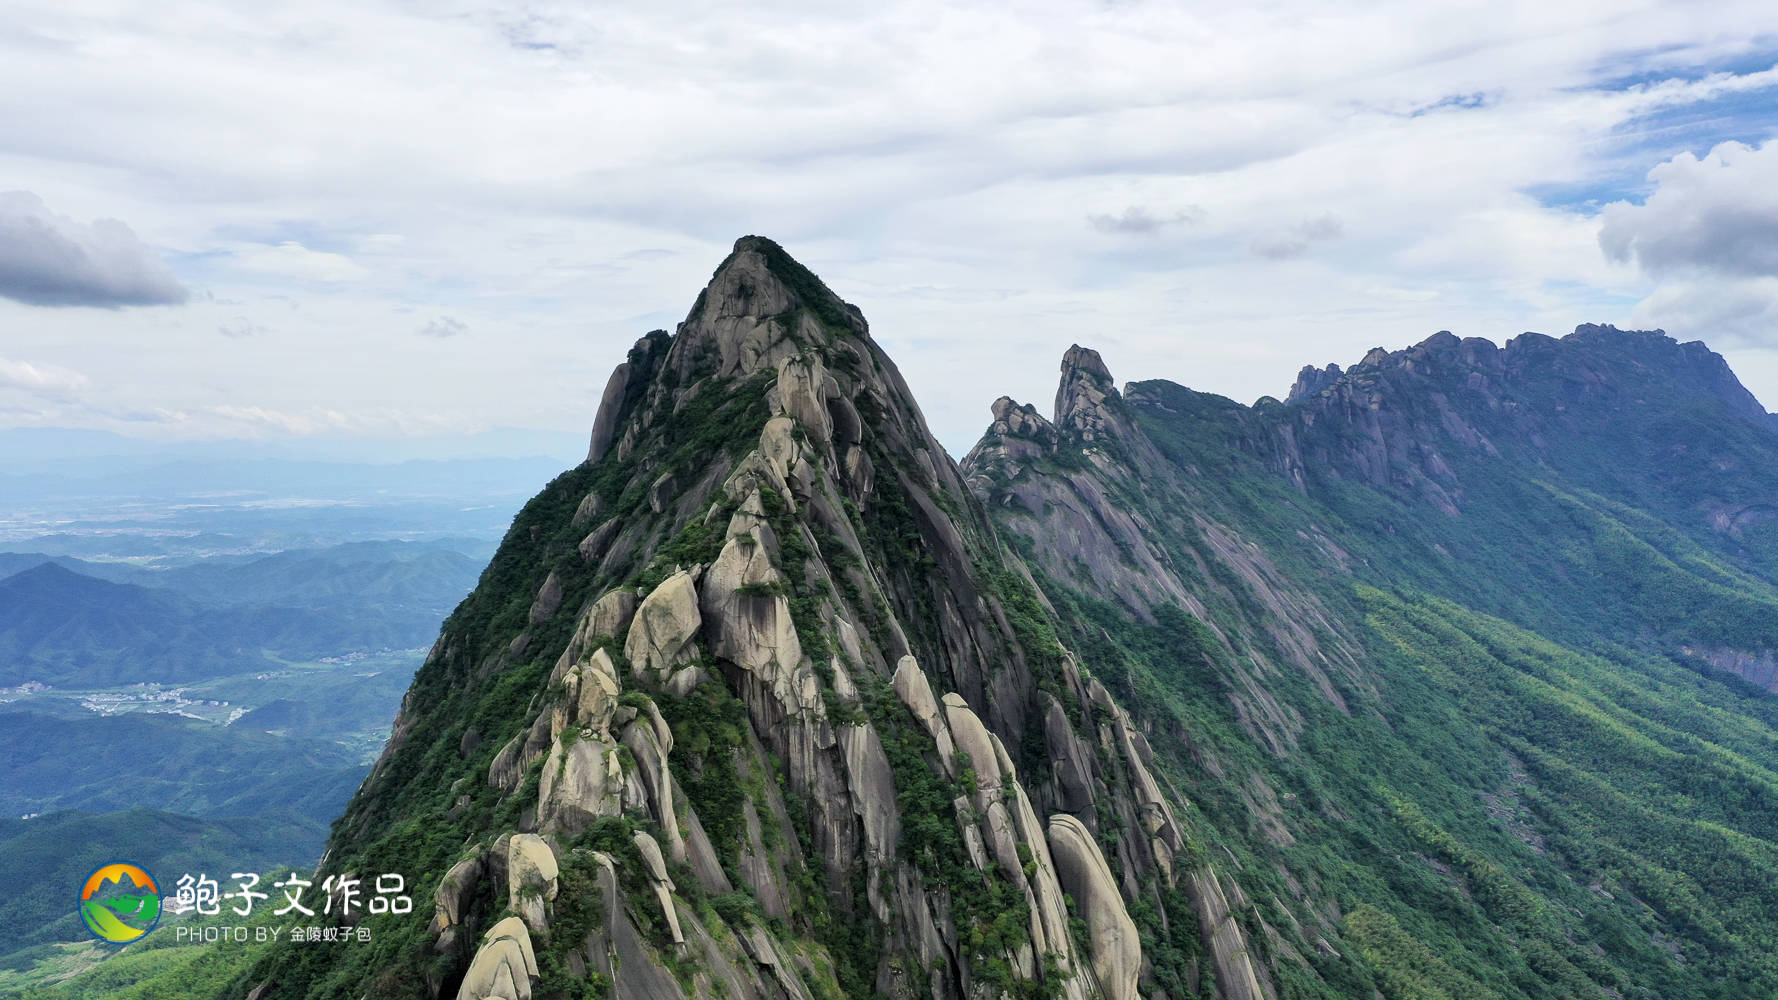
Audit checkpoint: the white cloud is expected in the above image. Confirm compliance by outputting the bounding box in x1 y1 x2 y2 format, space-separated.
1628 277 1778 347
0 358 89 399
3 1 1778 449
1601 140 1778 348
218 315 267 338
1252 212 1345 259
1600 140 1778 279
230 242 368 283
1088 206 1201 235
0 191 187 307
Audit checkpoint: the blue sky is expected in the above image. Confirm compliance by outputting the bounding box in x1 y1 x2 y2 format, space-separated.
2 2 1777 458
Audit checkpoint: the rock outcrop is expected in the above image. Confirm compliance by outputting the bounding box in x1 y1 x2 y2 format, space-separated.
1048 814 1141 1000
1055 344 1127 443
429 852 485 954
506 835 558 933
455 917 539 1000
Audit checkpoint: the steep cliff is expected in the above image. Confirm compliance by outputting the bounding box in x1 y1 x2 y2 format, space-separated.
242 239 1264 1000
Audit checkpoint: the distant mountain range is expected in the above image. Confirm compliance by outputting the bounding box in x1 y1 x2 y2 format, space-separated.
0 542 485 686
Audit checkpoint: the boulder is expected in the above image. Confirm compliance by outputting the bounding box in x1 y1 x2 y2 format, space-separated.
699 509 822 725
1010 789 1076 979
621 708 688 863
586 588 640 641
722 451 796 512
488 713 553 794
941 692 1002 792
664 663 707 697
760 416 802 482
551 593 636 693
429 851 485 952
701 530 804 679
1054 344 1126 442
624 570 702 681
573 648 622 734
570 490 603 529
1191 867 1267 1000
839 722 900 861
648 471 677 514
431 854 484 932
1043 695 1096 813
724 489 774 542
773 354 833 446
891 656 957 774
577 518 622 564
668 240 803 382
455 916 538 1000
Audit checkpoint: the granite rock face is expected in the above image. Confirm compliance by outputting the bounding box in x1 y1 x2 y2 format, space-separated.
1054 344 1126 442
1048 814 1141 1000
275 237 1286 1000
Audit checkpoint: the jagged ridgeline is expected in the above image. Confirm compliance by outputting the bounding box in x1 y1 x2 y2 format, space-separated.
243 237 1238 1000
964 327 1778 998
240 235 1778 1000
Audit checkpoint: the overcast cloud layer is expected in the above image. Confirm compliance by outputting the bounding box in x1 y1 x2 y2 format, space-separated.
3 1 1778 457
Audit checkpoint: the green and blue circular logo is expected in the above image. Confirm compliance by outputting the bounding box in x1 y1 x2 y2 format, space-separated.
79 862 161 944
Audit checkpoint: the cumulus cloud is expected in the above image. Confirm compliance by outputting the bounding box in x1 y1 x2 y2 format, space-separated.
0 191 188 307
1602 140 1778 346
1252 212 1346 260
1087 206 1201 235
418 316 467 338
1599 140 1778 278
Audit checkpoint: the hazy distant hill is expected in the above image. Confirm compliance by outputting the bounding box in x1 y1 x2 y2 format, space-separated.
0 709 367 819
0 564 281 686
0 543 486 686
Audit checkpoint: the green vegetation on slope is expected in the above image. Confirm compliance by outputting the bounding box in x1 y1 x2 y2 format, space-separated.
971 334 1778 998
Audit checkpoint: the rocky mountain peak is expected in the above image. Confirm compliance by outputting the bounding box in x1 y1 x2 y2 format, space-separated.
268 238 1265 1000
1285 362 1343 403
1282 324 1769 430
1055 344 1127 442
671 236 870 382
588 236 887 466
